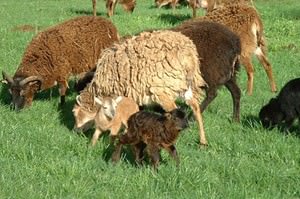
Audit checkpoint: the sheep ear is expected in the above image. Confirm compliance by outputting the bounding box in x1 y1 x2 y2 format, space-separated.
94 96 103 106
115 96 123 104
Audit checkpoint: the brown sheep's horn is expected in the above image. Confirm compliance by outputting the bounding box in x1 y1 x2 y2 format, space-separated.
76 95 82 106
2 71 14 84
19 76 43 87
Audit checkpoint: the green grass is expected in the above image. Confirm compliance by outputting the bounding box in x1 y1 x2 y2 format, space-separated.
0 0 300 198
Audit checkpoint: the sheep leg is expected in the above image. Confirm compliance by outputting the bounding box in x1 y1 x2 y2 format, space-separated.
165 145 179 167
200 87 217 113
225 79 241 122
106 0 118 17
147 144 160 170
111 142 123 163
92 0 97 16
255 47 277 93
109 123 122 144
91 128 103 146
186 97 207 146
132 142 146 165
58 80 68 105
155 94 177 112
241 56 254 95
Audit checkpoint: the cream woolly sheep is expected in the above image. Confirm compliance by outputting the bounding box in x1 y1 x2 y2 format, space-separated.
76 30 208 146
193 4 277 95
1 16 119 110
73 91 139 146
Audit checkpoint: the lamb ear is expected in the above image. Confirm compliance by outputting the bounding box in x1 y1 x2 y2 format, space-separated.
2 71 14 85
115 96 123 104
94 96 103 106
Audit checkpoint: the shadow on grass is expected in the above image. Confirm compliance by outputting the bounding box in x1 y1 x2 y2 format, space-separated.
242 114 300 138
69 8 107 17
282 8 300 20
157 13 191 25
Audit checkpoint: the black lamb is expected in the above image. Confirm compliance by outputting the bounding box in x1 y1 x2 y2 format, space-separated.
259 78 300 129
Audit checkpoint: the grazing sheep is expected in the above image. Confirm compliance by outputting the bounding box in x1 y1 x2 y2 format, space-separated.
73 91 139 145
172 20 241 122
111 108 189 169
199 0 253 12
75 30 208 146
92 0 136 17
194 4 277 95
1 16 119 110
155 0 199 18
259 78 300 129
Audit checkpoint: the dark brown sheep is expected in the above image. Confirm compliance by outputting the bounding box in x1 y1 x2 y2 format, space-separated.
112 108 189 169
1 16 119 110
172 20 241 122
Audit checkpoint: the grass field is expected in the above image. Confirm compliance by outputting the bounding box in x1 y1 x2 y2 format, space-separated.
0 0 300 198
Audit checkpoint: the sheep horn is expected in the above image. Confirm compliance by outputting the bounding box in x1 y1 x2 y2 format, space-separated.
2 71 14 84
19 76 43 87
76 95 82 106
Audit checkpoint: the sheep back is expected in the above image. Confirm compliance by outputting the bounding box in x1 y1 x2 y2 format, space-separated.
172 20 241 87
89 30 205 106
15 16 119 90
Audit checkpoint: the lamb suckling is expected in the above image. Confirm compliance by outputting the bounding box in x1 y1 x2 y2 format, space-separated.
1 16 119 110
111 108 189 169
73 90 139 146
75 30 209 146
197 4 277 95
259 78 300 129
172 20 241 122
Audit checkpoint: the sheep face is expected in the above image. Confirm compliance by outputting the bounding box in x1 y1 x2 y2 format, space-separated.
2 71 42 110
259 98 284 128
72 104 97 132
167 108 189 131
94 96 123 120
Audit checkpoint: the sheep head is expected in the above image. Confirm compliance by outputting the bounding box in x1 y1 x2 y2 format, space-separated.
72 94 98 132
94 96 123 120
165 108 189 131
1 71 42 110
259 98 284 129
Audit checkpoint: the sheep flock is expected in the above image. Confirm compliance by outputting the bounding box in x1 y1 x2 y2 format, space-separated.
3 0 297 170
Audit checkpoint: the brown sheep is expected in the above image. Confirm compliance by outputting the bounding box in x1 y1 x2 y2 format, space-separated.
92 0 136 17
1 16 119 110
194 4 277 95
73 90 139 146
199 0 253 12
155 0 199 18
172 20 241 122
111 108 189 169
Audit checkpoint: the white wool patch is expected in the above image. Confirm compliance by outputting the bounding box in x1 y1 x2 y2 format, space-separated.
255 47 263 56
184 86 193 100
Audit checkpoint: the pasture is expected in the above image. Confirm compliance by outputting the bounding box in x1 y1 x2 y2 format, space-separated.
0 0 299 198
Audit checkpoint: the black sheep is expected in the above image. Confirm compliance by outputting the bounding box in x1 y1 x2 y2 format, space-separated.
259 78 300 129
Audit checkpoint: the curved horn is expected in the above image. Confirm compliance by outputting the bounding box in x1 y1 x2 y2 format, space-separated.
76 95 82 106
2 71 14 84
19 76 43 87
